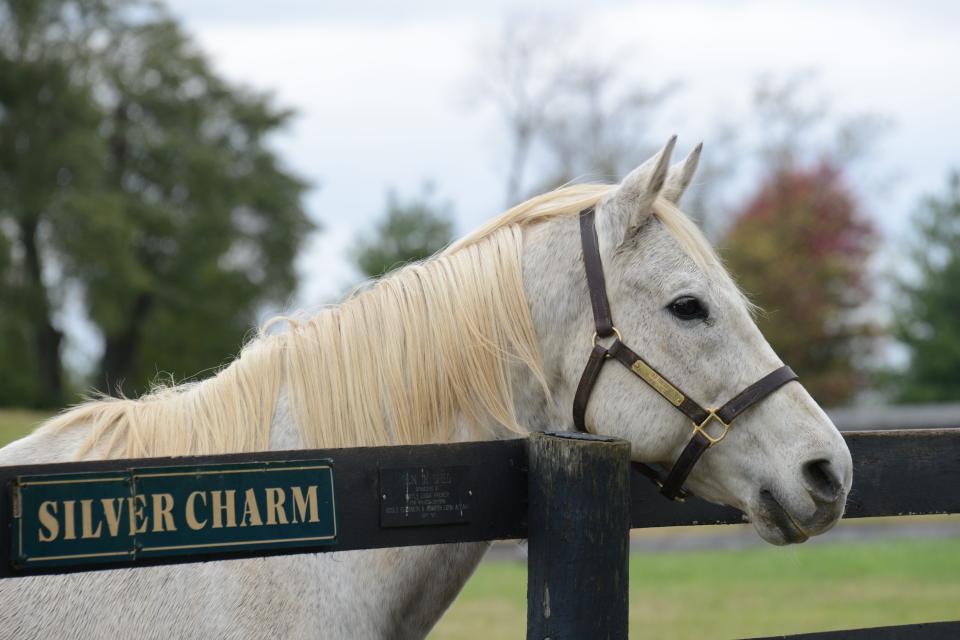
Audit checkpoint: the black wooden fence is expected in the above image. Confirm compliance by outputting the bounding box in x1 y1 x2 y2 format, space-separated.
1 428 958 638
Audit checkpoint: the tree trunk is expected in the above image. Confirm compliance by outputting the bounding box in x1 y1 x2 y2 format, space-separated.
19 219 63 407
505 124 532 207
99 292 152 396
96 99 148 397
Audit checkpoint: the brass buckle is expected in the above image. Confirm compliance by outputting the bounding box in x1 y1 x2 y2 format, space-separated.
692 409 730 446
655 480 687 503
591 327 623 348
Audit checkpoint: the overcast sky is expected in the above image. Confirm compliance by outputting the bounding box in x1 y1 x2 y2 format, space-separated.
165 0 959 292
62 0 960 369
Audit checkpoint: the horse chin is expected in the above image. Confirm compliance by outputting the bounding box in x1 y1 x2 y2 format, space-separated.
749 490 811 546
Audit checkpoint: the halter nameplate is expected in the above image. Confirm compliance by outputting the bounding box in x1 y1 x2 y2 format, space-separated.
630 360 685 407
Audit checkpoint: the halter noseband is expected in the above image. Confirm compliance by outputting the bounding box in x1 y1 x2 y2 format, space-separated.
573 206 798 501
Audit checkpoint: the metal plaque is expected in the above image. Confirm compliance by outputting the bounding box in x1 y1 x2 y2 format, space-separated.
379 466 473 527
10 459 336 569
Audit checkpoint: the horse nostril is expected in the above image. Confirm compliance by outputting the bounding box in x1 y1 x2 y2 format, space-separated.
802 458 843 503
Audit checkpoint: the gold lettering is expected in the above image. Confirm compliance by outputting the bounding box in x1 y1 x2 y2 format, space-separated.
80 499 103 539
128 494 148 535
100 498 125 537
291 486 320 524
186 491 207 530
63 500 77 540
38 501 59 542
264 488 288 525
151 493 176 533
240 488 263 527
211 490 237 529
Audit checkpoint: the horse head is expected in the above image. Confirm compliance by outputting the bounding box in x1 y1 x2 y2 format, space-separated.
523 138 852 545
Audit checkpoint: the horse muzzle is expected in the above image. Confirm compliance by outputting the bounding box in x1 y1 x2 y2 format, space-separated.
750 460 849 546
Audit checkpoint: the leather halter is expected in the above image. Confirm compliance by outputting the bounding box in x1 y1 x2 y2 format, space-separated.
572 206 798 501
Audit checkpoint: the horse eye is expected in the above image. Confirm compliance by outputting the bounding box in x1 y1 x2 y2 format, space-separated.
668 296 708 321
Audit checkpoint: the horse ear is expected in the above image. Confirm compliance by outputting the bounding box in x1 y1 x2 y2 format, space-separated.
601 136 676 245
662 142 702 204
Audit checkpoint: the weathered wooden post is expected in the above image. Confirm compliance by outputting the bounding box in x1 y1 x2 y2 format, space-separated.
526 432 631 640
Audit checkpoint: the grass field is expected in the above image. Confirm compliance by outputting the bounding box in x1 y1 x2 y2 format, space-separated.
0 409 51 445
1 410 958 638
431 539 960 639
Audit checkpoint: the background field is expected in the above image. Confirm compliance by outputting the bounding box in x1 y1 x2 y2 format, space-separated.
432 539 960 639
0 410 51 445
3 411 958 639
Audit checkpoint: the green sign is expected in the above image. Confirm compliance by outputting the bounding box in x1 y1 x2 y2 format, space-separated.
10 459 336 569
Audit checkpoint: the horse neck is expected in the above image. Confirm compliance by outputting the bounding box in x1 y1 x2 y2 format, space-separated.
516 215 588 434
500 358 563 436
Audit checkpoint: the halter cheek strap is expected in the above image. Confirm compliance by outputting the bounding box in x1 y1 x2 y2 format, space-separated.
573 206 799 501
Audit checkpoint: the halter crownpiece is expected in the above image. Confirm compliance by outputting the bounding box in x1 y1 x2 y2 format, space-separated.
572 206 799 501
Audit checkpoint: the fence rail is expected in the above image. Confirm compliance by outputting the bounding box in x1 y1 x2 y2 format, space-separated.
829 403 960 431
1 428 958 638
629 429 960 528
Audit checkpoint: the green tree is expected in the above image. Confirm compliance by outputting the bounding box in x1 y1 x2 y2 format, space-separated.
351 186 454 279
891 173 960 402
722 162 877 406
86 17 311 395
0 0 110 406
1 1 312 401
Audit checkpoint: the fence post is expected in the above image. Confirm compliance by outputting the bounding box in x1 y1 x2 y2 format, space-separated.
526 431 631 640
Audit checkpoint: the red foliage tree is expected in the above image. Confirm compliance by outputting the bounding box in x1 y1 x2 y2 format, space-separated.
722 161 877 405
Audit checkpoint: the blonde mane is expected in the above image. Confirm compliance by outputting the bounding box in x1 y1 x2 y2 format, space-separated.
44 184 733 460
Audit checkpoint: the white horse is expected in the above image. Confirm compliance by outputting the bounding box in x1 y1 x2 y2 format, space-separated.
0 138 852 639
